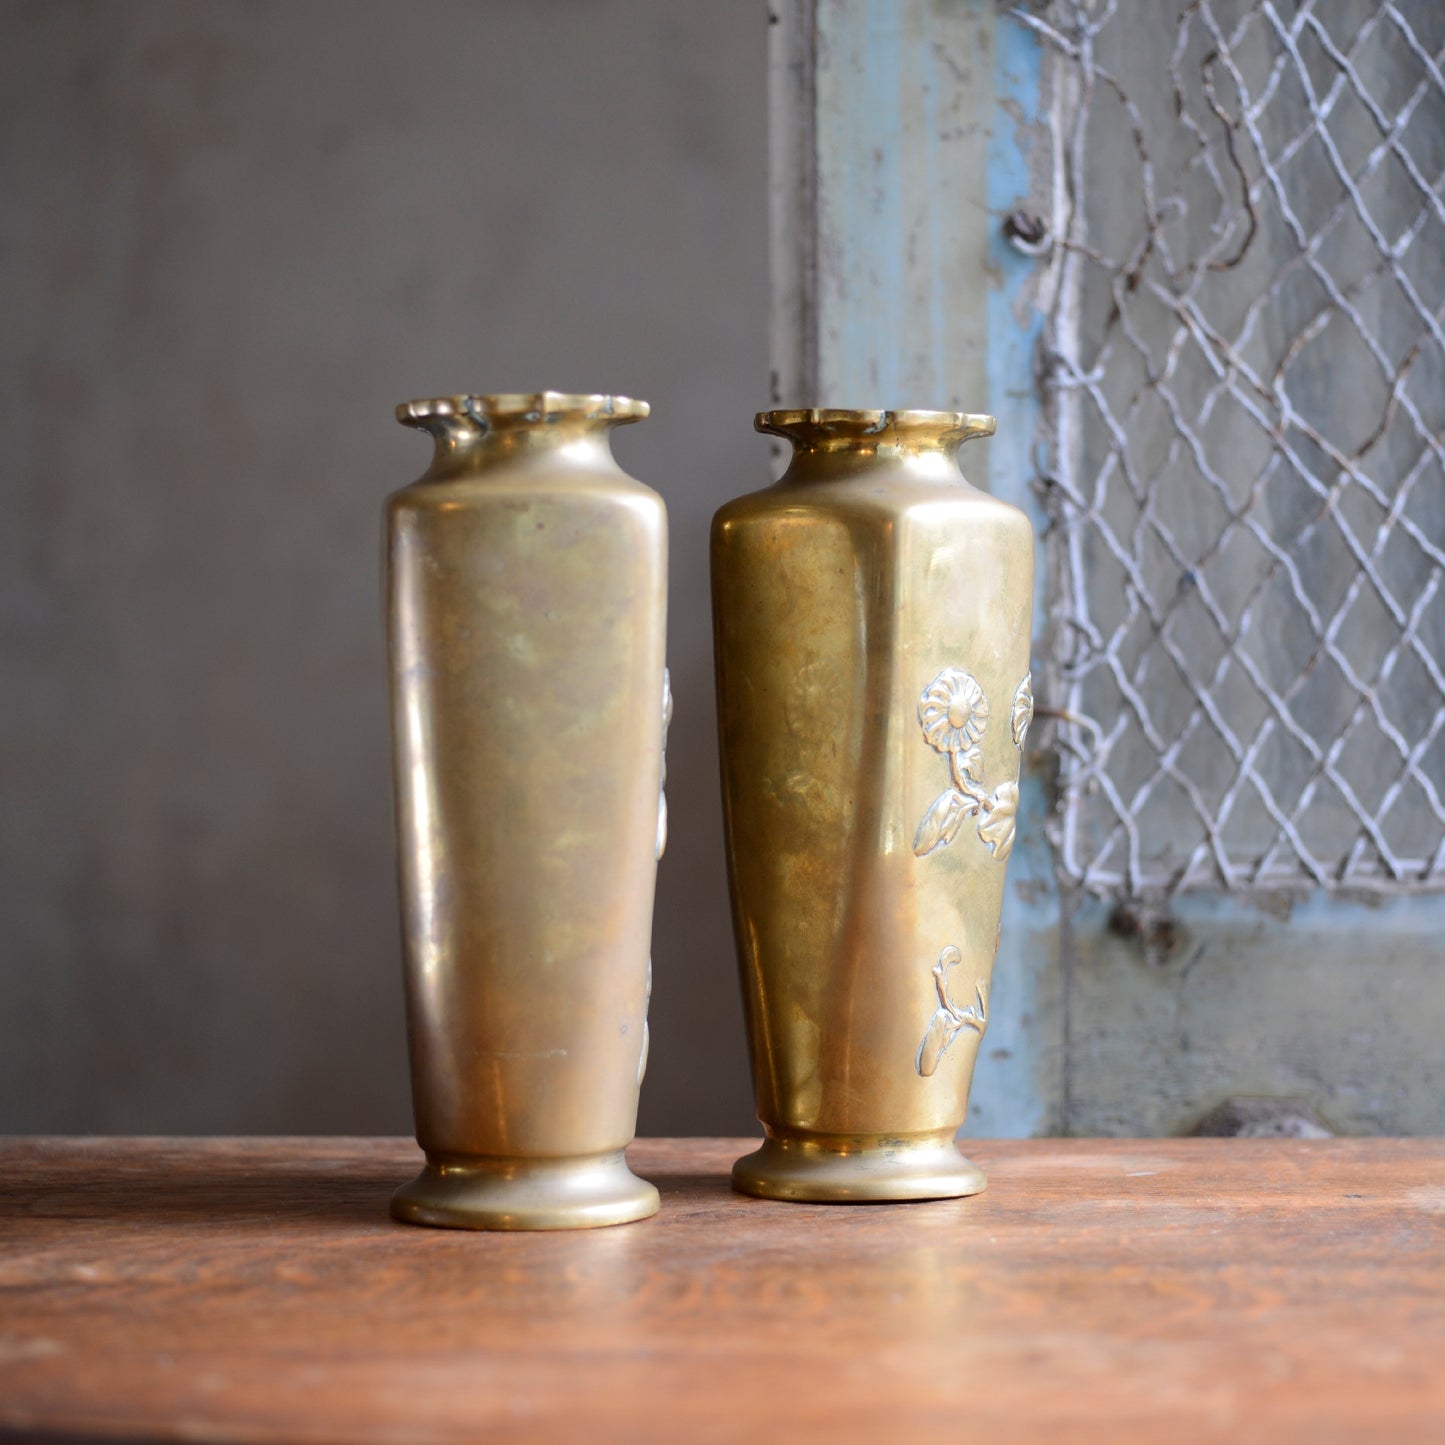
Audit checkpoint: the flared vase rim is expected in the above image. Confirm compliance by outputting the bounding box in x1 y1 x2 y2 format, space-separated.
755 408 996 447
397 392 650 430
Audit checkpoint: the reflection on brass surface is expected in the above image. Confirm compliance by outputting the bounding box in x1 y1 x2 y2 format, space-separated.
712 409 1034 1202
385 392 666 1230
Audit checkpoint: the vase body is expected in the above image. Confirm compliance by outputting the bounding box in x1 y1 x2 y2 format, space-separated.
385 392 667 1230
712 409 1034 1201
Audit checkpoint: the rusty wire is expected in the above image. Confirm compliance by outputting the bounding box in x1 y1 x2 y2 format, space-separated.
1016 0 1445 896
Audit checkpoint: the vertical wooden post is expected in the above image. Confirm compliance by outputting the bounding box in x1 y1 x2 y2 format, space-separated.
767 0 996 409
765 0 1063 1138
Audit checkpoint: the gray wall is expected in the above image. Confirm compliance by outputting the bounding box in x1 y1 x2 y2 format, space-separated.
0 0 765 1136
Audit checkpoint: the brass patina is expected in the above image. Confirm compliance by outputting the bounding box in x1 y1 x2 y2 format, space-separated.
712 409 1034 1202
386 392 667 1230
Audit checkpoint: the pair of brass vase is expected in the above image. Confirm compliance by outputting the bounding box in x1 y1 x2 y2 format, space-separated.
384 392 1034 1231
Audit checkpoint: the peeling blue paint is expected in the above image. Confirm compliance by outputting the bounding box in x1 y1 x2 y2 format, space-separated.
967 6 1058 1139
822 0 906 398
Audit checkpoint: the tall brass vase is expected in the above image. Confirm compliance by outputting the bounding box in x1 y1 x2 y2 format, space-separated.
712 409 1034 1202
386 392 667 1230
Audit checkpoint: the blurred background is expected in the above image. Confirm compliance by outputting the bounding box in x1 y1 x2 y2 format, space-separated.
1 0 764 1135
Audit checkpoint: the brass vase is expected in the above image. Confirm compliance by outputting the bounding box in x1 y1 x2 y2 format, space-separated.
385 392 667 1230
712 409 1034 1202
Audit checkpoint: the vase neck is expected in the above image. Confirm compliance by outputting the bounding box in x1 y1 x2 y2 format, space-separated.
755 408 995 466
398 392 649 472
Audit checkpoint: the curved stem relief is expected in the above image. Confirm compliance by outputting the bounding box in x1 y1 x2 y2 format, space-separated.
915 948 990 1078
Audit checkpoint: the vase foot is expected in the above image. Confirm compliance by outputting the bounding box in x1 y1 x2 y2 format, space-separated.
391 1149 659 1231
731 1132 986 1203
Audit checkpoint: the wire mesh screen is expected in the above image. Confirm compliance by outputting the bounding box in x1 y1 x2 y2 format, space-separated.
1023 0 1445 896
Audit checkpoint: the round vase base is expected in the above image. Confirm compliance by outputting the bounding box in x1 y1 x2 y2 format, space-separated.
732 1133 987 1203
391 1149 659 1231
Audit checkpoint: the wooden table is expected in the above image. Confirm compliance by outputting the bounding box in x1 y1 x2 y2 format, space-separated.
1 1137 1442 1442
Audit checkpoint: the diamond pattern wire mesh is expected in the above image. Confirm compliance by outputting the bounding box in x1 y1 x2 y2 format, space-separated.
1018 0 1445 896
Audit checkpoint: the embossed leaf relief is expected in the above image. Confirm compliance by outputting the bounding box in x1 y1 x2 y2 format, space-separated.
913 668 1032 863
638 956 652 1086
643 670 670 1086
656 667 672 861
915 946 988 1078
1012 670 1034 750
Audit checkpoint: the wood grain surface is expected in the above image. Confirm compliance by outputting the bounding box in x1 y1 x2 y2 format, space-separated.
1 1137 1442 1442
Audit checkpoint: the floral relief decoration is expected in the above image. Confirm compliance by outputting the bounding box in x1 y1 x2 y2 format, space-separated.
656 667 672 862
639 667 671 1089
913 668 1032 863
915 946 988 1077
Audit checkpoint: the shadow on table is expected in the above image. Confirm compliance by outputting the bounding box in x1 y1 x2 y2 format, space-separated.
5 1156 744 1232
5 1163 415 1231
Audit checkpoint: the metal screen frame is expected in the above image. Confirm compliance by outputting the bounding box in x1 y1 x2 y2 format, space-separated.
1019 0 1445 899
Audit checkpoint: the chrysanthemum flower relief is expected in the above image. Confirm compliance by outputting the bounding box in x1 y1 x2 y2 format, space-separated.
912 668 1032 863
920 669 989 754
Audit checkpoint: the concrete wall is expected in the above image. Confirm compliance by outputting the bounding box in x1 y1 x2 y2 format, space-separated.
0 0 766 1135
